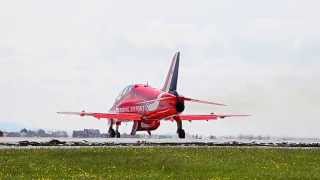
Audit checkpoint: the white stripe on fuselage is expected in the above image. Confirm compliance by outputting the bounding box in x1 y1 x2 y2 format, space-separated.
146 92 166 111
116 92 166 113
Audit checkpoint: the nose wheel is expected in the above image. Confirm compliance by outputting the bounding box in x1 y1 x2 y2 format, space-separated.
115 131 120 138
108 128 120 138
108 128 116 138
108 120 121 138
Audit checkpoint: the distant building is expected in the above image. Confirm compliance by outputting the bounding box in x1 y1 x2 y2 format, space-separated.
50 131 68 138
72 129 101 138
37 129 47 137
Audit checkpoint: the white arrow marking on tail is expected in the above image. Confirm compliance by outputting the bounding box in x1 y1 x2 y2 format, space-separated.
146 92 167 111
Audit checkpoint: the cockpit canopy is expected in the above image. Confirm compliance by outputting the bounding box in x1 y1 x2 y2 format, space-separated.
115 85 133 102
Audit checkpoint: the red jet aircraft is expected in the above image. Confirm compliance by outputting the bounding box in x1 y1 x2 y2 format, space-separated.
58 52 248 138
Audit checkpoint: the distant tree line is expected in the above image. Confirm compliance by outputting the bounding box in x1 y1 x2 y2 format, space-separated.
1 129 68 138
0 130 3 137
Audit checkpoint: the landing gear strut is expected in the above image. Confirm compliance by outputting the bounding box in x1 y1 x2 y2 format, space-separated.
177 128 185 139
131 122 138 136
115 122 121 138
175 118 185 139
108 120 121 138
108 127 116 138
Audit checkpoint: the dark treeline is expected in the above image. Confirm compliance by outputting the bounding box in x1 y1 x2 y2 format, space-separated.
1 129 68 138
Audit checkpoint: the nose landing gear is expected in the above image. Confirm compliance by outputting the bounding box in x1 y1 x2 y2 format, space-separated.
108 120 121 138
108 128 116 138
115 122 121 138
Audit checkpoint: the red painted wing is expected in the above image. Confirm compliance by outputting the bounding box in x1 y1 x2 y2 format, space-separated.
175 114 250 121
57 111 142 121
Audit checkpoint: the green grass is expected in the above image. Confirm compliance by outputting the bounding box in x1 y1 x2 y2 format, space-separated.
0 147 320 179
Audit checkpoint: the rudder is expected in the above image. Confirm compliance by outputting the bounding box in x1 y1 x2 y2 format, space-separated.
162 52 180 93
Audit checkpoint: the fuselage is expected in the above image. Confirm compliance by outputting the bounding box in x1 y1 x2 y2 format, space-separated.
57 52 247 138
110 84 184 131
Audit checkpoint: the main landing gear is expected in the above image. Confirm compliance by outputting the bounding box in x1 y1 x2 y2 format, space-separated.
108 120 121 138
175 118 185 139
177 128 185 139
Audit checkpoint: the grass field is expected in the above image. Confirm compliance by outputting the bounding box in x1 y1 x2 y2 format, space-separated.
0 147 320 179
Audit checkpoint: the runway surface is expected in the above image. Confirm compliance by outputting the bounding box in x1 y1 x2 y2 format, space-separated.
1 137 320 149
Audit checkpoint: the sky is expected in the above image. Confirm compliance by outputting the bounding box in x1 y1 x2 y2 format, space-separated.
0 0 319 137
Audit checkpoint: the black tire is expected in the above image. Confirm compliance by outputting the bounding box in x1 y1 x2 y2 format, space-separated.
109 128 116 138
178 129 185 139
116 132 121 138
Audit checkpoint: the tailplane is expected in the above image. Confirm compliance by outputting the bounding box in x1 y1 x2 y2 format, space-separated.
162 52 180 93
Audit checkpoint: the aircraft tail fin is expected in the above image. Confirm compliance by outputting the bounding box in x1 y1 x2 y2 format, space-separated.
162 52 180 93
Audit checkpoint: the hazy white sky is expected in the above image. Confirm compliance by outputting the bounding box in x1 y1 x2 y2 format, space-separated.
1 0 319 137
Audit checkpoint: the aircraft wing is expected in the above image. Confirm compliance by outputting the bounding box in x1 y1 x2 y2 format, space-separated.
172 114 250 121
57 111 142 121
182 97 226 106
